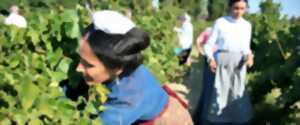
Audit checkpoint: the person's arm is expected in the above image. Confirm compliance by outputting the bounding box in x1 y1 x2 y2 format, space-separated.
100 92 146 125
196 30 207 55
173 26 183 33
204 22 219 61
245 23 252 55
4 16 11 25
20 16 27 28
204 21 220 72
245 24 254 68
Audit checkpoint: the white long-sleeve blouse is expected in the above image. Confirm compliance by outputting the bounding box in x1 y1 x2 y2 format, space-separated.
204 16 252 60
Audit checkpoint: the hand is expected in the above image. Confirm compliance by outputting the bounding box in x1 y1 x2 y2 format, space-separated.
173 27 180 32
246 54 254 68
209 58 217 73
196 44 205 56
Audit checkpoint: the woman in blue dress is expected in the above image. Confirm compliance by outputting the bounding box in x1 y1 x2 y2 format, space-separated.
202 0 254 124
68 10 193 125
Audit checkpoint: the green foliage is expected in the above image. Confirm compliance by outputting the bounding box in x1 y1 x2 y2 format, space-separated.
246 0 300 124
207 0 228 20
0 3 104 124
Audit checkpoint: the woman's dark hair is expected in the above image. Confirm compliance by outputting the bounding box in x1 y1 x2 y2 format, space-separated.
228 0 248 7
0 9 9 16
83 24 150 76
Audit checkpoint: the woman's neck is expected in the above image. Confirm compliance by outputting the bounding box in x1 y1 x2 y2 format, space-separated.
230 15 242 21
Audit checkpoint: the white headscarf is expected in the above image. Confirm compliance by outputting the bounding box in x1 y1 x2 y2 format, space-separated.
92 10 136 35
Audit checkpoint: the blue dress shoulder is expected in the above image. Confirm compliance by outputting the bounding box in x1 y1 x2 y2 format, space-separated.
100 64 168 125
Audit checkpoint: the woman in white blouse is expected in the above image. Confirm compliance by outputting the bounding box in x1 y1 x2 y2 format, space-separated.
4 5 27 28
174 13 193 65
202 0 253 124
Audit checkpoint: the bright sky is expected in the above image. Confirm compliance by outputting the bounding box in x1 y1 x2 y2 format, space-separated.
248 0 300 17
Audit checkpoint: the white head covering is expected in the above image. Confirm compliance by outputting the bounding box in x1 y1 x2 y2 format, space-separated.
92 10 136 35
184 13 191 22
10 5 19 14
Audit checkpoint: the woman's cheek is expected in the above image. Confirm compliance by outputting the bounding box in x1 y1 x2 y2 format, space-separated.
82 69 95 84
90 69 109 84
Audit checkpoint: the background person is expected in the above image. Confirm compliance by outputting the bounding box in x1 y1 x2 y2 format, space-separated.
174 13 194 65
4 5 27 28
203 0 254 124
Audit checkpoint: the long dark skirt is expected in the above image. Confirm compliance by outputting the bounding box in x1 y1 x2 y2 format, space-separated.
193 52 253 125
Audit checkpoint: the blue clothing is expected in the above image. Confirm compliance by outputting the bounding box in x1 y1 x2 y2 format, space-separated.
100 65 168 125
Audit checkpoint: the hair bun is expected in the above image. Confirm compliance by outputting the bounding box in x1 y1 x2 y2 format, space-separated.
85 25 150 75
113 28 150 56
